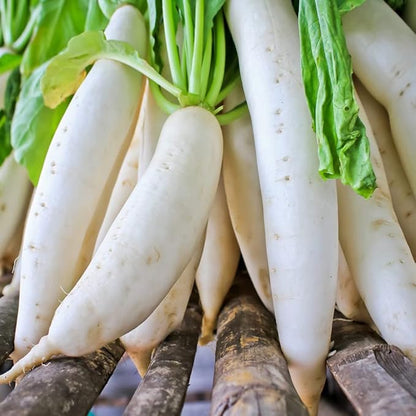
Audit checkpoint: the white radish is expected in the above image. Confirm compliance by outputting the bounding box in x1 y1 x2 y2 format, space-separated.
222 85 273 312
336 243 372 324
93 102 142 251
354 77 416 258
337 92 416 364
12 5 147 361
343 0 416 197
196 174 240 345
3 214 25 271
0 154 32 270
226 1 338 413
0 105 223 383
120 239 203 377
2 254 21 297
137 81 168 179
94 80 167 251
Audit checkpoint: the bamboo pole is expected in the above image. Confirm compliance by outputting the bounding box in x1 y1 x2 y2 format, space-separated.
123 291 202 416
327 311 416 415
0 340 124 415
211 271 308 416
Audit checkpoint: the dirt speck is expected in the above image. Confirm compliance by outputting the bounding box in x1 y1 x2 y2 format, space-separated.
371 218 390 229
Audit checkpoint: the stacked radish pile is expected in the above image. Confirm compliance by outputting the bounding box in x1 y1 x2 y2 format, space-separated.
0 0 415 415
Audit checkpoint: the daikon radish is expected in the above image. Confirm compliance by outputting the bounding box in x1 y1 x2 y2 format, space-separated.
12 5 147 361
2 254 21 297
336 243 372 324
337 92 416 364
137 81 168 179
196 174 240 345
354 77 416 258
222 84 273 312
0 154 32 270
0 105 223 383
226 1 338 413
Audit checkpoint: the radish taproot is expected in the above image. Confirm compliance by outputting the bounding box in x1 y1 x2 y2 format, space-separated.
354 77 416 258
0 105 223 383
337 93 416 364
336 243 372 324
12 5 147 361
226 0 338 413
222 84 273 312
196 173 240 344
0 154 32 270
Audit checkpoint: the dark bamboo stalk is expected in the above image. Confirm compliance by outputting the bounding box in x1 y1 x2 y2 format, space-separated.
123 294 202 416
327 312 416 415
0 340 125 416
210 271 308 416
0 293 18 366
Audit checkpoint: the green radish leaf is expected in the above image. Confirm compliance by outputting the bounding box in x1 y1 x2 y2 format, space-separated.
203 0 226 41
0 53 22 74
337 0 366 14
21 0 90 76
175 0 225 43
86 0 109 31
0 68 21 165
0 110 9 164
41 31 181 109
98 0 146 19
299 0 376 198
384 0 406 12
5 0 31 46
292 0 364 14
148 0 164 71
11 63 68 184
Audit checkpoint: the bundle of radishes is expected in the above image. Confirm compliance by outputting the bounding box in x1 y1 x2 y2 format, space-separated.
0 0 415 414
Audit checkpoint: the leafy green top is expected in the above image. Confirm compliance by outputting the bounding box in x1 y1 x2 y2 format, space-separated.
41 0 244 126
298 0 376 198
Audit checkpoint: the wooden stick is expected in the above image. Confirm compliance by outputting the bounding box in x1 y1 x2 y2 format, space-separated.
0 340 124 416
0 293 18 366
327 312 416 415
211 271 308 416
123 291 202 416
